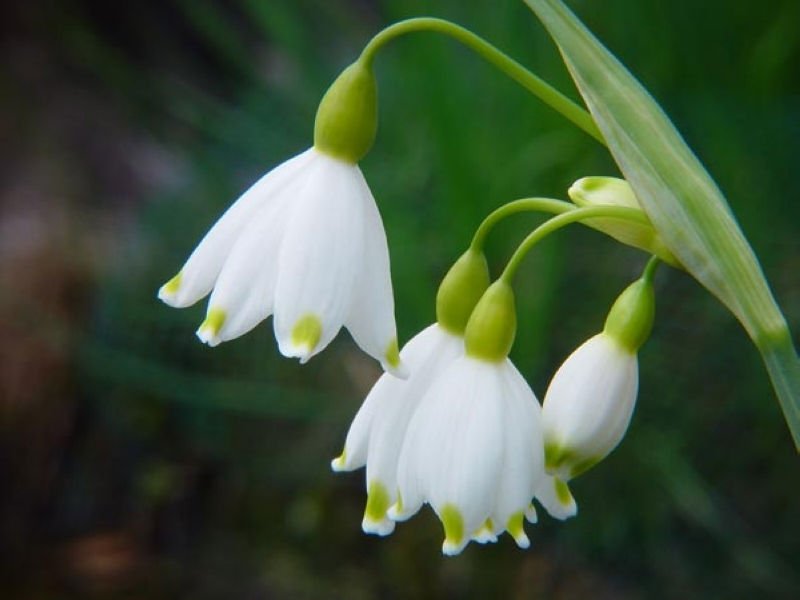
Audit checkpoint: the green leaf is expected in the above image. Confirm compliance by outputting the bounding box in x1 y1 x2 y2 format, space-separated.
524 0 800 449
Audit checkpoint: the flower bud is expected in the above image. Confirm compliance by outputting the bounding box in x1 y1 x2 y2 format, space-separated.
542 273 655 479
436 249 490 335
569 177 680 268
314 60 378 164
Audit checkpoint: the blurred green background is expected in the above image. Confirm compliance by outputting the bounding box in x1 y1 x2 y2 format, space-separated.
1 0 798 598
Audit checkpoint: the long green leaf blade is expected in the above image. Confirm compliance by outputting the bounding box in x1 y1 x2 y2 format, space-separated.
524 0 800 448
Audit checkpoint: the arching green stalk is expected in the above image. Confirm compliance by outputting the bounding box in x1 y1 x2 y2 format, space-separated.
359 18 604 144
469 198 576 251
499 205 649 284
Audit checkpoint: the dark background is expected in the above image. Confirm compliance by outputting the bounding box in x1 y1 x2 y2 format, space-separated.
1 0 798 598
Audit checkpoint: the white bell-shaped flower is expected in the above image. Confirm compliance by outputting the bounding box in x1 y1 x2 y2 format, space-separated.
390 281 546 555
542 271 655 480
157 147 402 373
158 59 402 372
331 323 464 535
391 355 544 555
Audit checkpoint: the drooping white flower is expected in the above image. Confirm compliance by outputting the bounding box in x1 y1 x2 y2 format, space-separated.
331 323 464 535
391 355 545 555
542 332 638 480
157 147 403 374
542 271 655 480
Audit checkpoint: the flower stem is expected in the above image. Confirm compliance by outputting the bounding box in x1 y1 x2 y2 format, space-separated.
359 17 605 145
641 255 660 284
469 197 576 251
499 205 650 284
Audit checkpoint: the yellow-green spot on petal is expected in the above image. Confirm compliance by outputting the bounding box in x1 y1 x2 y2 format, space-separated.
291 314 322 352
364 481 391 523
161 272 182 295
384 338 400 369
331 449 346 470
200 308 226 336
569 456 600 479
394 492 403 515
473 518 494 539
440 504 464 547
506 511 525 540
545 440 569 473
555 478 573 506
546 441 600 479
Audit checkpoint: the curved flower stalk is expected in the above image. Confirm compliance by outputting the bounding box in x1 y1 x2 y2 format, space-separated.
158 62 404 374
544 263 656 479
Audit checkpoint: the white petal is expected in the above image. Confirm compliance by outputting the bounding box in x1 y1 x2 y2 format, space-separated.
543 333 638 479
363 325 463 520
399 357 505 555
489 360 544 548
332 324 463 534
471 520 498 544
361 479 396 537
336 329 452 536
159 148 314 307
535 475 577 520
343 168 402 375
330 372 395 473
273 152 365 362
195 178 298 346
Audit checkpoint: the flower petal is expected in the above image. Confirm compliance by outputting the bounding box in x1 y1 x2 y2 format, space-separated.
361 480 396 536
344 168 403 375
362 325 463 526
331 372 397 473
158 148 314 307
273 152 365 362
398 357 505 555
489 360 544 548
196 179 297 346
535 475 578 521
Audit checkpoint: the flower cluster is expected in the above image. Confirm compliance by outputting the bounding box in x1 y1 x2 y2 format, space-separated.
332 265 653 554
158 42 658 556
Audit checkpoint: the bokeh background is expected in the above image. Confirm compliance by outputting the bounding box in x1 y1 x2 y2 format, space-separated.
1 0 798 598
